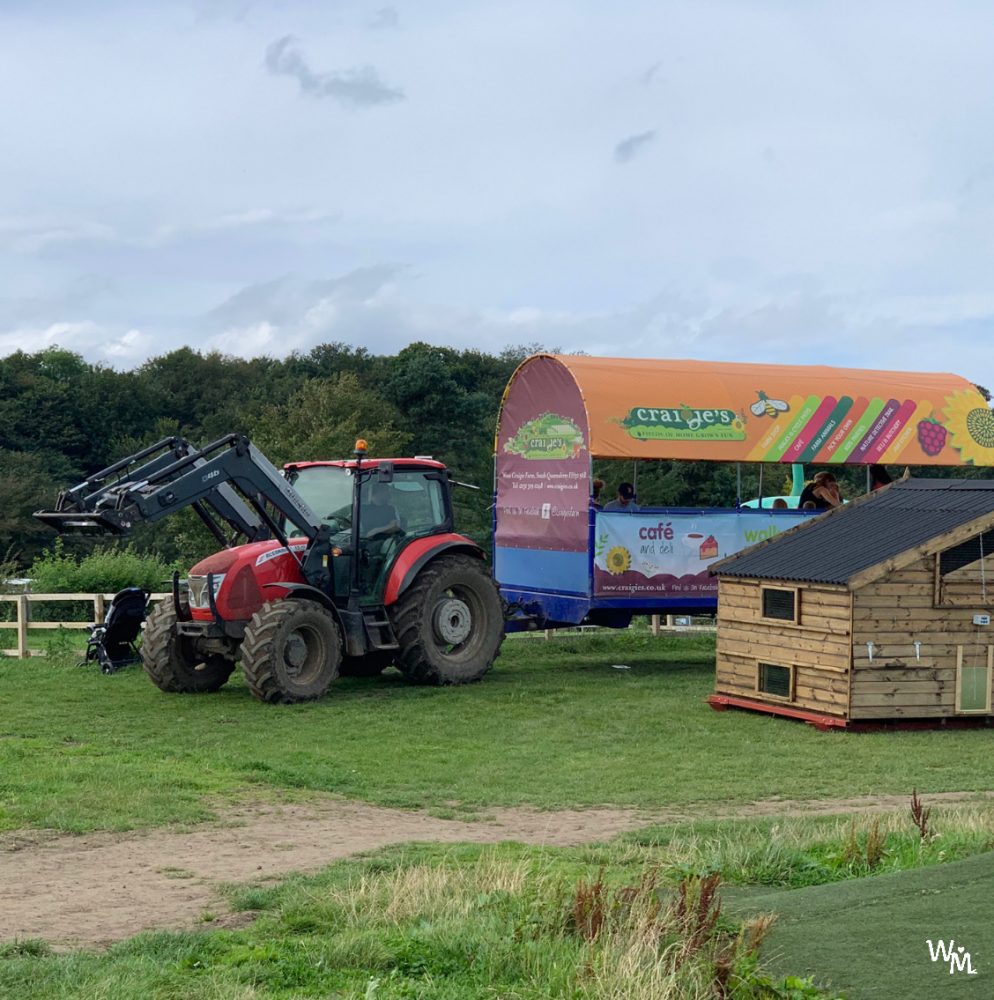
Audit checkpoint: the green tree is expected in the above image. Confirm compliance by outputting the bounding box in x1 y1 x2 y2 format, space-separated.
0 449 68 568
245 373 412 466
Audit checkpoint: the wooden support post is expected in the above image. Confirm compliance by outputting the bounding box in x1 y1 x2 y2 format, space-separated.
16 595 28 659
651 614 660 636
666 615 674 627
94 594 106 624
544 629 553 640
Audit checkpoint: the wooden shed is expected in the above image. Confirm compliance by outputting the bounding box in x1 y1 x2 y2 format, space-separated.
709 479 994 728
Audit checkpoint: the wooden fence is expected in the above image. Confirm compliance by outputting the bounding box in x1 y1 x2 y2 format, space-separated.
0 593 169 659
1 595 714 659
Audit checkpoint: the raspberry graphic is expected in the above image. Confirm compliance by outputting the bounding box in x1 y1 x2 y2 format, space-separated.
917 418 947 456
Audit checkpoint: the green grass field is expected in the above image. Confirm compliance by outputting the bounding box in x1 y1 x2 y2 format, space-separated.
3 630 994 998
2 630 994 834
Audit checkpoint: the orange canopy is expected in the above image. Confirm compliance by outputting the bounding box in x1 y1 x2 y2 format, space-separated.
500 354 994 466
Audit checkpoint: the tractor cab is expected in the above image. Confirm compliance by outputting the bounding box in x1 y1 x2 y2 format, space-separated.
284 459 453 603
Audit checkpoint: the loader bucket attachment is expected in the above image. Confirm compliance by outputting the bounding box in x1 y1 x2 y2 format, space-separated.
33 509 133 534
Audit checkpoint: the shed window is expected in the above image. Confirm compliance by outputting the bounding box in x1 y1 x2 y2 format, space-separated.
761 587 797 622
956 645 993 714
936 529 994 607
758 662 793 700
940 529 994 576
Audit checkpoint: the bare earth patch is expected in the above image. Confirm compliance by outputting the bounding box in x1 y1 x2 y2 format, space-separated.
2 790 991 949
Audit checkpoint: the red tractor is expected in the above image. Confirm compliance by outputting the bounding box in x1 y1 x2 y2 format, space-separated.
36 434 504 702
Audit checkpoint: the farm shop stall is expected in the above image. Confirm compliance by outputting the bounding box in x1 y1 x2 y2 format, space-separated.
494 354 993 630
709 478 994 728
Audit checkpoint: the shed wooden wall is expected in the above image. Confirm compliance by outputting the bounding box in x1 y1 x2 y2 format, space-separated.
715 577 852 718
850 555 993 720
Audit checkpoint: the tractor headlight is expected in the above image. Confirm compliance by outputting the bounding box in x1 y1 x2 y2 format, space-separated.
188 573 226 610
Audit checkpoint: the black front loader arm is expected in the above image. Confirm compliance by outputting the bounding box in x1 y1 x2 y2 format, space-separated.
34 435 327 572
35 434 266 543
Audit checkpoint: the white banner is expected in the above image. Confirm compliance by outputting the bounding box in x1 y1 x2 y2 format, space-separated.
593 510 803 598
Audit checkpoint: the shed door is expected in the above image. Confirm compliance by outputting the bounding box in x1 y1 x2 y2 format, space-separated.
955 645 994 714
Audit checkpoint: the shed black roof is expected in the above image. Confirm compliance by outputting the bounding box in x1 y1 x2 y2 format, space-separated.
713 478 994 585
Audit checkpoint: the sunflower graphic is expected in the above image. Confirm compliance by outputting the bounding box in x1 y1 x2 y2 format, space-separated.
605 546 632 575
942 391 994 465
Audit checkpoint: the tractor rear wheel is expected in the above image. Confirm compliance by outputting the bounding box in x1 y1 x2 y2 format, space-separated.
141 600 236 693
241 600 342 703
389 554 503 685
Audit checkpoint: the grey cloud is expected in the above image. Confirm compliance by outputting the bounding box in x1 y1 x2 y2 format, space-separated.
368 7 399 30
613 130 656 164
205 265 404 334
264 35 404 108
151 208 340 244
0 216 117 254
0 274 113 328
639 60 662 86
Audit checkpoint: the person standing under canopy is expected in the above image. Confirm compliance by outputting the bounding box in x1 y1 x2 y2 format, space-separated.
604 482 640 511
798 471 842 510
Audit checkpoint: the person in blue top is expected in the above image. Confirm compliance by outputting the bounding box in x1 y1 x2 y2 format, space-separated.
604 482 640 511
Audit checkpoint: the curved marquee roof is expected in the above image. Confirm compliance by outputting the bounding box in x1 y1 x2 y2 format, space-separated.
500 354 993 466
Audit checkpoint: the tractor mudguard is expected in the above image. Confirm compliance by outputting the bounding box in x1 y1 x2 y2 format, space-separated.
261 580 335 611
383 534 483 606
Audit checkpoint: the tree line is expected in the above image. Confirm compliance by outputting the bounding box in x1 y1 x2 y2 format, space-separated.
0 342 534 570
2 344 986 575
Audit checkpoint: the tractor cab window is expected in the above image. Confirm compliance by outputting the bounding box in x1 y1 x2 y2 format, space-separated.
286 466 354 533
358 471 448 601
359 471 448 540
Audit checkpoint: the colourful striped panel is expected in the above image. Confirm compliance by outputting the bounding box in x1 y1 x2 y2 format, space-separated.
847 398 901 463
782 396 838 462
763 395 822 462
745 394 806 461
797 396 854 463
864 399 917 463
833 398 886 463
813 397 869 462
880 400 933 463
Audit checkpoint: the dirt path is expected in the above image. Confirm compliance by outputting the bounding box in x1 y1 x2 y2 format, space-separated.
2 790 990 950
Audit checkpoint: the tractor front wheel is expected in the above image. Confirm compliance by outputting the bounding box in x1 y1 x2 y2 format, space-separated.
390 554 503 685
142 600 236 693
240 600 342 703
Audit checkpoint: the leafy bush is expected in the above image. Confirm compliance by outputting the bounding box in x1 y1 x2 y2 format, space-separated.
27 538 174 594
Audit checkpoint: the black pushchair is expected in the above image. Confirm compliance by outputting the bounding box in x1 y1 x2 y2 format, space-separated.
81 587 150 674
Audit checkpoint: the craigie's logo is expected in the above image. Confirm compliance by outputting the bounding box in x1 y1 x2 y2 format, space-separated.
504 413 585 459
622 405 746 442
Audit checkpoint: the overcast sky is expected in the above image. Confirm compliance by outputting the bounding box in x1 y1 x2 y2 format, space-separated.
1 1 992 381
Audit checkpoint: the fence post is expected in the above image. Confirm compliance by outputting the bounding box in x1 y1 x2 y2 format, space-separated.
651 614 660 637
94 594 106 624
16 596 28 659
666 615 674 628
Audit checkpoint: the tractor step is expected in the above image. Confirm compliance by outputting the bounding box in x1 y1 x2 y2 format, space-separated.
362 608 399 651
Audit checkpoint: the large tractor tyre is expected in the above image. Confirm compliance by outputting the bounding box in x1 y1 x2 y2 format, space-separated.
339 651 394 677
240 600 342 704
389 554 504 685
141 601 236 694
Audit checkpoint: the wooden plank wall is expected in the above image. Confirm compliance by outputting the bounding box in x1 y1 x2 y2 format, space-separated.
715 578 852 717
851 555 992 719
